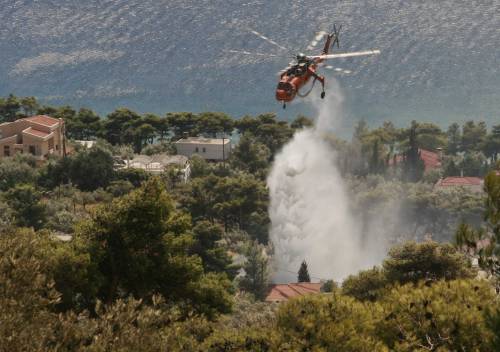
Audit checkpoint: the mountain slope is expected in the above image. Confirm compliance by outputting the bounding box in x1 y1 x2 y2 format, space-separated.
1 0 499 126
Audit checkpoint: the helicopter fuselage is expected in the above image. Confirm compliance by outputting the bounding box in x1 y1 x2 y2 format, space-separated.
238 24 378 106
275 61 320 102
275 30 334 105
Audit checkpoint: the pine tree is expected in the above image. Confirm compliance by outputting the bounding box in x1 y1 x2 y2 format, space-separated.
369 139 385 174
481 170 500 282
446 122 461 155
239 241 269 300
298 260 311 283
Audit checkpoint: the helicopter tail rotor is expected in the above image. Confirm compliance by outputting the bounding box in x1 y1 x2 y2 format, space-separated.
331 24 341 49
321 24 341 55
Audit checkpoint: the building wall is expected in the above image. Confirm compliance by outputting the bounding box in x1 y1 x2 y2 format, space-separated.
434 184 484 193
183 163 191 182
0 136 18 157
175 140 231 161
0 120 29 140
22 134 49 157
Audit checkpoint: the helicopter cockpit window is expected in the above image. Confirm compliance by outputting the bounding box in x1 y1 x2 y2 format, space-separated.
277 82 288 90
277 82 293 92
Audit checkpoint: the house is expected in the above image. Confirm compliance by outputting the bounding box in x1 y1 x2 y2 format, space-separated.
119 153 191 181
389 148 441 172
434 176 484 192
0 115 65 161
174 137 231 161
74 140 96 149
419 149 442 172
265 283 323 303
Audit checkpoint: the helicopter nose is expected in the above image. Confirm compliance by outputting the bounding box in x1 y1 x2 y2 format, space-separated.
275 81 295 102
276 89 290 102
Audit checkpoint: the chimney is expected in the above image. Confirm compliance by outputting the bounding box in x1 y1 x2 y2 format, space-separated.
436 147 443 162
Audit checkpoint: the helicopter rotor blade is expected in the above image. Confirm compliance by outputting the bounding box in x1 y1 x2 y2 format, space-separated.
332 24 341 48
224 49 281 58
246 27 290 52
323 65 352 74
318 62 352 74
306 30 328 51
309 49 381 60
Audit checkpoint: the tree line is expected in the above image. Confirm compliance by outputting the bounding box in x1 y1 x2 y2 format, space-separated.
3 94 500 179
0 94 294 154
340 119 500 181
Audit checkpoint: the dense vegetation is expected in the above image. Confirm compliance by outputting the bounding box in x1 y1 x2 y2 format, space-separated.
1 94 500 350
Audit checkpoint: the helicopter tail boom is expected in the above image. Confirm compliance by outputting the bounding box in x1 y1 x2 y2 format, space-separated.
323 24 341 54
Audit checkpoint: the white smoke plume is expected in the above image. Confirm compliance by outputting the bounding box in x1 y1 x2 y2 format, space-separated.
267 82 388 283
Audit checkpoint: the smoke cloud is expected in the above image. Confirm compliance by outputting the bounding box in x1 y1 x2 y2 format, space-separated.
267 82 388 283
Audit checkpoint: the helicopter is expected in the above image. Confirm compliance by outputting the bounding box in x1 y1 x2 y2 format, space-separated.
229 24 380 109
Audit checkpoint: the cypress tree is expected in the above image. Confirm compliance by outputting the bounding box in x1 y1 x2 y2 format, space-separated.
403 121 424 182
298 260 311 283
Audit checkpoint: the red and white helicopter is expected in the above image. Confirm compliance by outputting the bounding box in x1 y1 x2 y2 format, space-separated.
229 24 380 108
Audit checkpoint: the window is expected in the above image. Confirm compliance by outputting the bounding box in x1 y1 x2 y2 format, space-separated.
277 82 293 92
29 145 36 155
3 145 10 157
202 147 206 153
195 147 199 153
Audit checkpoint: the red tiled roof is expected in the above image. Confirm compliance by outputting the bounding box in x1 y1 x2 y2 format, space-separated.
477 238 491 250
265 283 322 302
25 115 60 127
388 148 441 171
436 177 483 187
23 127 51 138
419 149 441 171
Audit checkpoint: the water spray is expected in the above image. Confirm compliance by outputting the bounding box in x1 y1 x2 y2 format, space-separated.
267 82 387 282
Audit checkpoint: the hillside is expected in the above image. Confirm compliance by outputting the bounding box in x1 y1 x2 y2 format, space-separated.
1 0 499 126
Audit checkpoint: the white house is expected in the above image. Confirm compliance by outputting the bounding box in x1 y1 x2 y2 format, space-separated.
118 154 191 181
174 137 231 161
74 140 96 149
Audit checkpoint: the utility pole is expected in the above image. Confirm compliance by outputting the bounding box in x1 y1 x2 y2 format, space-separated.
222 134 225 168
60 118 67 157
